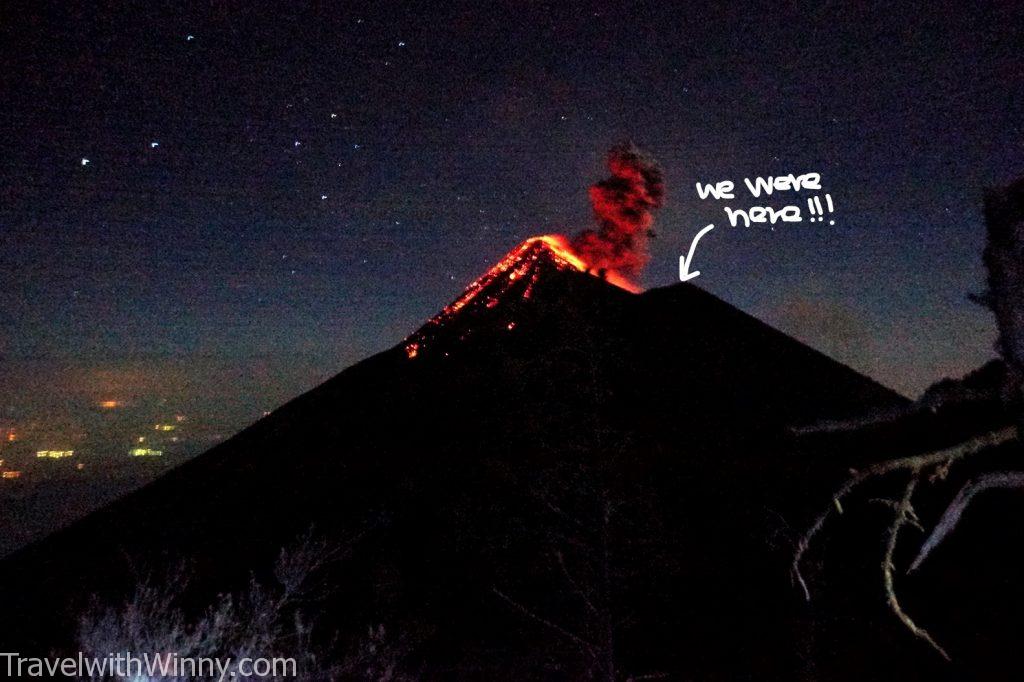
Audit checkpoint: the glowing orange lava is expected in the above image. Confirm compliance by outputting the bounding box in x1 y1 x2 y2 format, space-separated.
404 234 637 359
527 234 588 271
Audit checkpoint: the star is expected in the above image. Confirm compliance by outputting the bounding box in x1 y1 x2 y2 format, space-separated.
398 41 406 47
330 113 337 119
294 140 301 147
321 195 327 200
80 158 90 166
150 141 159 148
186 34 194 41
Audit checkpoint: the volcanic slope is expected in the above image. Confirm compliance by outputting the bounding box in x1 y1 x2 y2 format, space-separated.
0 237 910 678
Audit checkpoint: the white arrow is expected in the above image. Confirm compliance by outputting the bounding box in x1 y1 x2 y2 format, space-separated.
678 224 715 282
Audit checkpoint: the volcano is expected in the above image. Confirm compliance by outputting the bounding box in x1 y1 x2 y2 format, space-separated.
403 235 595 361
403 235 647 364
5 237 1007 679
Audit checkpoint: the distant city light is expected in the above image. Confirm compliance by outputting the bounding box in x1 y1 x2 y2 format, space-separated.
5 432 15 442
76 462 85 470
36 450 74 459
99 400 121 409
2 471 21 479
129 447 163 457
175 415 187 423
154 424 177 432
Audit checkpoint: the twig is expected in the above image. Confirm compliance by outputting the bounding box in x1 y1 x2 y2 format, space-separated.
791 426 1017 601
910 470 1024 572
789 405 916 436
543 498 590 533
882 474 950 661
492 587 596 656
555 550 600 615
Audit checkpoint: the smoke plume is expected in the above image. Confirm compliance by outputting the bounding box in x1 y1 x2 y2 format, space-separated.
572 142 666 284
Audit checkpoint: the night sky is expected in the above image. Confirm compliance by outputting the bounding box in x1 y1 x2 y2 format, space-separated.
2 1 1022 440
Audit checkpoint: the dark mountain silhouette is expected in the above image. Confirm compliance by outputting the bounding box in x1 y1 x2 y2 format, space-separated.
2 238 1019 679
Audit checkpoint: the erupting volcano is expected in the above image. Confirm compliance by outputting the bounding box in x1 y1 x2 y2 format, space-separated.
0 153 915 678
406 143 664 360
404 235 625 359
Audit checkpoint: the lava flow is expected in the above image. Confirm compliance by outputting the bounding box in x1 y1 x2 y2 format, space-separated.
404 235 632 359
454 235 589 311
405 143 664 360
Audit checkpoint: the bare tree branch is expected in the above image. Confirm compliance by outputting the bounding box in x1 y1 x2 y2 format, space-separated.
881 474 950 661
789 405 916 436
543 498 591 534
554 549 600 615
910 470 1024 573
791 426 1017 601
492 587 597 657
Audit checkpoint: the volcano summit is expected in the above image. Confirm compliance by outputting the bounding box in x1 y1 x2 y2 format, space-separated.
404 235 637 361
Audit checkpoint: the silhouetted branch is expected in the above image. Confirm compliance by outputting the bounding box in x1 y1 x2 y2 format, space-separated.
790 176 1024 666
492 587 597 656
789 405 916 436
910 470 1024 572
881 474 950 661
981 178 1024 411
791 426 1016 602
554 549 600 615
